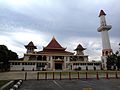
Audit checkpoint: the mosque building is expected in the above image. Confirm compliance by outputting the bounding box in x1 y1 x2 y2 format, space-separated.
10 10 113 71
10 37 101 71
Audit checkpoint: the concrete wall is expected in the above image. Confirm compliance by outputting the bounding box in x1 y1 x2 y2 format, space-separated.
10 65 36 71
73 65 101 70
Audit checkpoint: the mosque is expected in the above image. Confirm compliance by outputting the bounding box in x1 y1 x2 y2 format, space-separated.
10 37 101 71
9 10 111 71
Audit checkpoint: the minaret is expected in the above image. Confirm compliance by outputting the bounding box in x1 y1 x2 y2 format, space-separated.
97 10 112 69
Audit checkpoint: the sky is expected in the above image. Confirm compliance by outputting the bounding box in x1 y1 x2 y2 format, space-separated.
0 0 120 61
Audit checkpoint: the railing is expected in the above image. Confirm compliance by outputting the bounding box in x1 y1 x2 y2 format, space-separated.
33 71 119 80
0 71 119 80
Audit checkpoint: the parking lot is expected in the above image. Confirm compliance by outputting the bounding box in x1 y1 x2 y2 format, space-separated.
18 79 120 90
0 71 120 90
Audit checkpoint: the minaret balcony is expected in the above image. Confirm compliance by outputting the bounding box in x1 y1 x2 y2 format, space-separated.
97 25 112 32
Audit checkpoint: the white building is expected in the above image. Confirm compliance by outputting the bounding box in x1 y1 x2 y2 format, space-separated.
10 37 101 71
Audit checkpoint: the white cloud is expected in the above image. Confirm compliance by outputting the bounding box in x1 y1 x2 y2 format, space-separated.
0 26 119 60
61 37 119 61
0 0 119 60
62 37 102 60
0 26 52 57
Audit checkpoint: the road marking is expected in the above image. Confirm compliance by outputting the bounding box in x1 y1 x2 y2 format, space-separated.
82 81 96 86
53 80 64 89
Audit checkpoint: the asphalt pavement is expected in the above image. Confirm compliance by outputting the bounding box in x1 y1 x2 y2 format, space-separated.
18 79 120 90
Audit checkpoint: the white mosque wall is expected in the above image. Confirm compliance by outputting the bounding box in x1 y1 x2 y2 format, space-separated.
10 65 36 71
10 64 101 71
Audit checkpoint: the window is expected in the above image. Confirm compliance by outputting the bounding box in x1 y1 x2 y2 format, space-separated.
37 55 42 60
14 62 20 65
106 51 108 55
94 63 100 66
103 52 104 56
11 62 14 65
87 63 93 65
29 56 36 60
43 56 47 61
70 56 74 61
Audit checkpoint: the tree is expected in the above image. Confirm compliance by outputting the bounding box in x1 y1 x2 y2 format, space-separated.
116 56 120 70
8 50 18 60
106 43 120 70
116 43 120 70
0 45 18 71
106 53 117 70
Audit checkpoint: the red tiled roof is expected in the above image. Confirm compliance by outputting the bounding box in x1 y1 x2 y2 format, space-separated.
44 37 65 50
37 37 73 54
99 10 106 17
25 41 37 49
38 50 74 55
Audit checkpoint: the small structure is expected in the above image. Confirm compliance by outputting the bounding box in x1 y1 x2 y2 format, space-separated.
74 44 86 55
25 41 37 53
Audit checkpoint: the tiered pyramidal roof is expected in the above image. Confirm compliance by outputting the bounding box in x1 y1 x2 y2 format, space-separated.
74 44 86 51
43 36 65 50
38 37 73 55
25 41 37 49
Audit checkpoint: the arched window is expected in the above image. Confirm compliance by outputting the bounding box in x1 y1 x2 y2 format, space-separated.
29 55 36 60
37 55 42 60
43 56 47 61
106 51 108 55
102 52 104 56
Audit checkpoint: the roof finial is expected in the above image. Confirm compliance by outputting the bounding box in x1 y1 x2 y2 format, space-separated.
99 10 106 17
52 36 55 40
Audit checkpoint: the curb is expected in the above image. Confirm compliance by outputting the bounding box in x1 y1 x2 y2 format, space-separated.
0 80 14 90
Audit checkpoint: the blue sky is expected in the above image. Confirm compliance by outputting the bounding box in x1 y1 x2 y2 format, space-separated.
0 0 120 60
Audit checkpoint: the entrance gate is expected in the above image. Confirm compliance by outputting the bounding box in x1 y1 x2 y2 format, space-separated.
54 61 64 70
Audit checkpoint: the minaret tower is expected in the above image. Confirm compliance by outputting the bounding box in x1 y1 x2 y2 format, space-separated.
97 10 112 69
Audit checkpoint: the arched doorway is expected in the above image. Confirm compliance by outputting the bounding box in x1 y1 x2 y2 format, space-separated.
54 61 64 70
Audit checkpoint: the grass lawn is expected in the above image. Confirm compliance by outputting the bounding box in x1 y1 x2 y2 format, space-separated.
0 80 9 88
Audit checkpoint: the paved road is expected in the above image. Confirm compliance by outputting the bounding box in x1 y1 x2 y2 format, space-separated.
18 79 120 90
